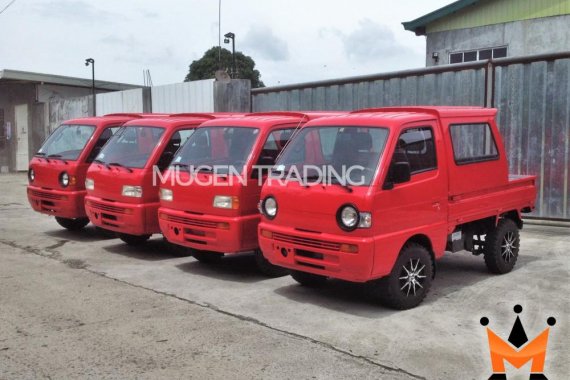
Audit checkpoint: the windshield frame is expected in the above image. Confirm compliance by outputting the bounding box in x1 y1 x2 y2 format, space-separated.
273 125 390 187
171 126 261 176
36 124 97 161
94 125 166 169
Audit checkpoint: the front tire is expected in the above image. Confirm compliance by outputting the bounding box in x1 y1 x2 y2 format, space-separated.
484 218 520 274
118 233 151 246
370 243 434 310
55 217 89 231
254 250 289 277
290 270 327 287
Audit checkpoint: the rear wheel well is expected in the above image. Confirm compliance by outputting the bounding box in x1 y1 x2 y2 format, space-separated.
500 210 523 229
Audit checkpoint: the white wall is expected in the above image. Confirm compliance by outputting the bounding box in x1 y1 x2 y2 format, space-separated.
96 88 148 116
151 79 215 113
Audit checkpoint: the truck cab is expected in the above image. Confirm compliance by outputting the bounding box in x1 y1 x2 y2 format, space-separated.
27 115 137 230
258 107 536 309
84 114 219 245
158 112 339 275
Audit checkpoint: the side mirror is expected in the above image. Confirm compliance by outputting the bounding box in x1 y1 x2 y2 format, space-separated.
382 162 411 190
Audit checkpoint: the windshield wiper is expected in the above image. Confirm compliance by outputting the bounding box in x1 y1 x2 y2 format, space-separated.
196 166 213 173
93 159 105 165
108 162 133 173
35 152 46 156
47 154 68 164
170 163 190 171
330 177 353 193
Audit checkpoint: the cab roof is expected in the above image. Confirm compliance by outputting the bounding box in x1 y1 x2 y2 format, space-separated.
121 115 214 129
305 106 497 127
62 116 136 126
197 111 344 129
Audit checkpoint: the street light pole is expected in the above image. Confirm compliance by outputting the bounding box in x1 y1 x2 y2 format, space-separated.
224 32 236 78
85 58 95 116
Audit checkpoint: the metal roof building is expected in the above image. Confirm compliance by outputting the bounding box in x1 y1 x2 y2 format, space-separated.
403 0 570 66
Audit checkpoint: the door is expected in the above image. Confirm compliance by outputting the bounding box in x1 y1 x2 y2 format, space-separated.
15 104 29 171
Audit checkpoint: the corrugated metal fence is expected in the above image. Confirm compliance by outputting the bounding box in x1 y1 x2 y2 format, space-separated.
252 52 570 220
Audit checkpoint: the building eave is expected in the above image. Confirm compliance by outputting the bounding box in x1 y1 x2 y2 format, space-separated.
402 0 481 35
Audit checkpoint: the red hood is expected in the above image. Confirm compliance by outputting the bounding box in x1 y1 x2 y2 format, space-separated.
86 163 156 204
28 157 87 191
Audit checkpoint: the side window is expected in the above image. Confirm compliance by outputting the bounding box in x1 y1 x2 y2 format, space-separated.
449 123 498 164
157 129 194 171
395 127 437 174
86 125 120 163
258 128 295 166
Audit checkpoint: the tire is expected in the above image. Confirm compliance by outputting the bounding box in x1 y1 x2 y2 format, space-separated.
371 243 434 310
192 250 224 263
254 249 289 277
118 233 151 246
484 218 520 274
290 270 327 287
55 217 89 231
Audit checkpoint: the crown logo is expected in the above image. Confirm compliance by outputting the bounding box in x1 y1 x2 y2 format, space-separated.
480 305 556 380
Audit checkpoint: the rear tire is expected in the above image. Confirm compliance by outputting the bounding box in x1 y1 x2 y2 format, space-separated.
370 243 434 310
290 270 327 287
118 233 151 246
192 250 224 263
484 218 520 274
254 250 289 277
55 217 89 231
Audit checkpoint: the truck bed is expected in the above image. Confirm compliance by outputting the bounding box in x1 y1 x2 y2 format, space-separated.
447 174 536 227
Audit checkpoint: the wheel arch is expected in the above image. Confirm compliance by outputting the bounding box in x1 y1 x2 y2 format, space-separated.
403 234 436 278
499 210 523 229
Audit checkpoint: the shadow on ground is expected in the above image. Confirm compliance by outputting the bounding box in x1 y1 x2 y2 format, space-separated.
44 226 117 242
176 252 277 284
103 237 187 261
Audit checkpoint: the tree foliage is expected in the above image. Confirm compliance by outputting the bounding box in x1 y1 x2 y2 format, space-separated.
184 47 265 88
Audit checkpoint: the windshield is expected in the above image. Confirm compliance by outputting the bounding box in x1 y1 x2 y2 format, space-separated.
95 125 165 169
37 124 96 160
274 126 389 186
172 127 259 174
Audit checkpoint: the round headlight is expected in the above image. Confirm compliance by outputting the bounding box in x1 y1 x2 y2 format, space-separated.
263 196 278 219
60 172 70 187
337 205 359 231
28 168 35 182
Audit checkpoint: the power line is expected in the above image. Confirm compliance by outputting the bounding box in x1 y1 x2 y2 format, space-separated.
0 0 17 15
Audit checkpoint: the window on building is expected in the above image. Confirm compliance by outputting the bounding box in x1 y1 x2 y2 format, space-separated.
449 46 508 64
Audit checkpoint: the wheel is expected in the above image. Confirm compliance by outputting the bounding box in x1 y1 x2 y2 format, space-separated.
192 250 224 263
55 217 89 231
370 243 434 310
290 270 327 287
484 218 520 274
254 250 289 277
118 233 151 246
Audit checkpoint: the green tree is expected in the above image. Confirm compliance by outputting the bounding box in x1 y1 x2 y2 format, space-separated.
184 47 265 88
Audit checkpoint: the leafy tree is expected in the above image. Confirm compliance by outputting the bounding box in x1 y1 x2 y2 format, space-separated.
184 47 265 88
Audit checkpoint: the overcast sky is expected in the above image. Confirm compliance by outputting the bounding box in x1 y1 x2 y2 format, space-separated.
0 0 452 87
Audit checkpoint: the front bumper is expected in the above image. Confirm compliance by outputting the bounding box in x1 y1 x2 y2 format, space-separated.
258 222 375 282
85 196 160 236
159 207 259 253
27 185 86 219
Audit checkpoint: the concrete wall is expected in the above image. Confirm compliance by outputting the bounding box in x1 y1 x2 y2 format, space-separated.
48 96 91 133
96 88 151 116
151 79 215 113
426 15 570 66
214 80 251 112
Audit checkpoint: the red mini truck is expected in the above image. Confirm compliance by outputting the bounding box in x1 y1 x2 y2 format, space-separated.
258 107 536 309
27 115 137 230
84 114 220 245
158 112 339 275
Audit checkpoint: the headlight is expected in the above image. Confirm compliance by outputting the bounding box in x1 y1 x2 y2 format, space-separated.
262 196 277 219
59 172 70 187
336 205 372 231
159 188 173 202
213 195 239 209
122 185 143 198
28 168 35 182
85 178 94 190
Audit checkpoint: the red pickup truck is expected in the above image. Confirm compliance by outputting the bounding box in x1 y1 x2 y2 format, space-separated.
258 107 536 309
27 114 138 230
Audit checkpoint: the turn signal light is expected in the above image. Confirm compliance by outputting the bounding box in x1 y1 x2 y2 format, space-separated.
340 243 358 253
260 229 273 238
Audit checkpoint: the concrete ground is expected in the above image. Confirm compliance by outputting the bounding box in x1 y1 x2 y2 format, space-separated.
0 173 568 380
